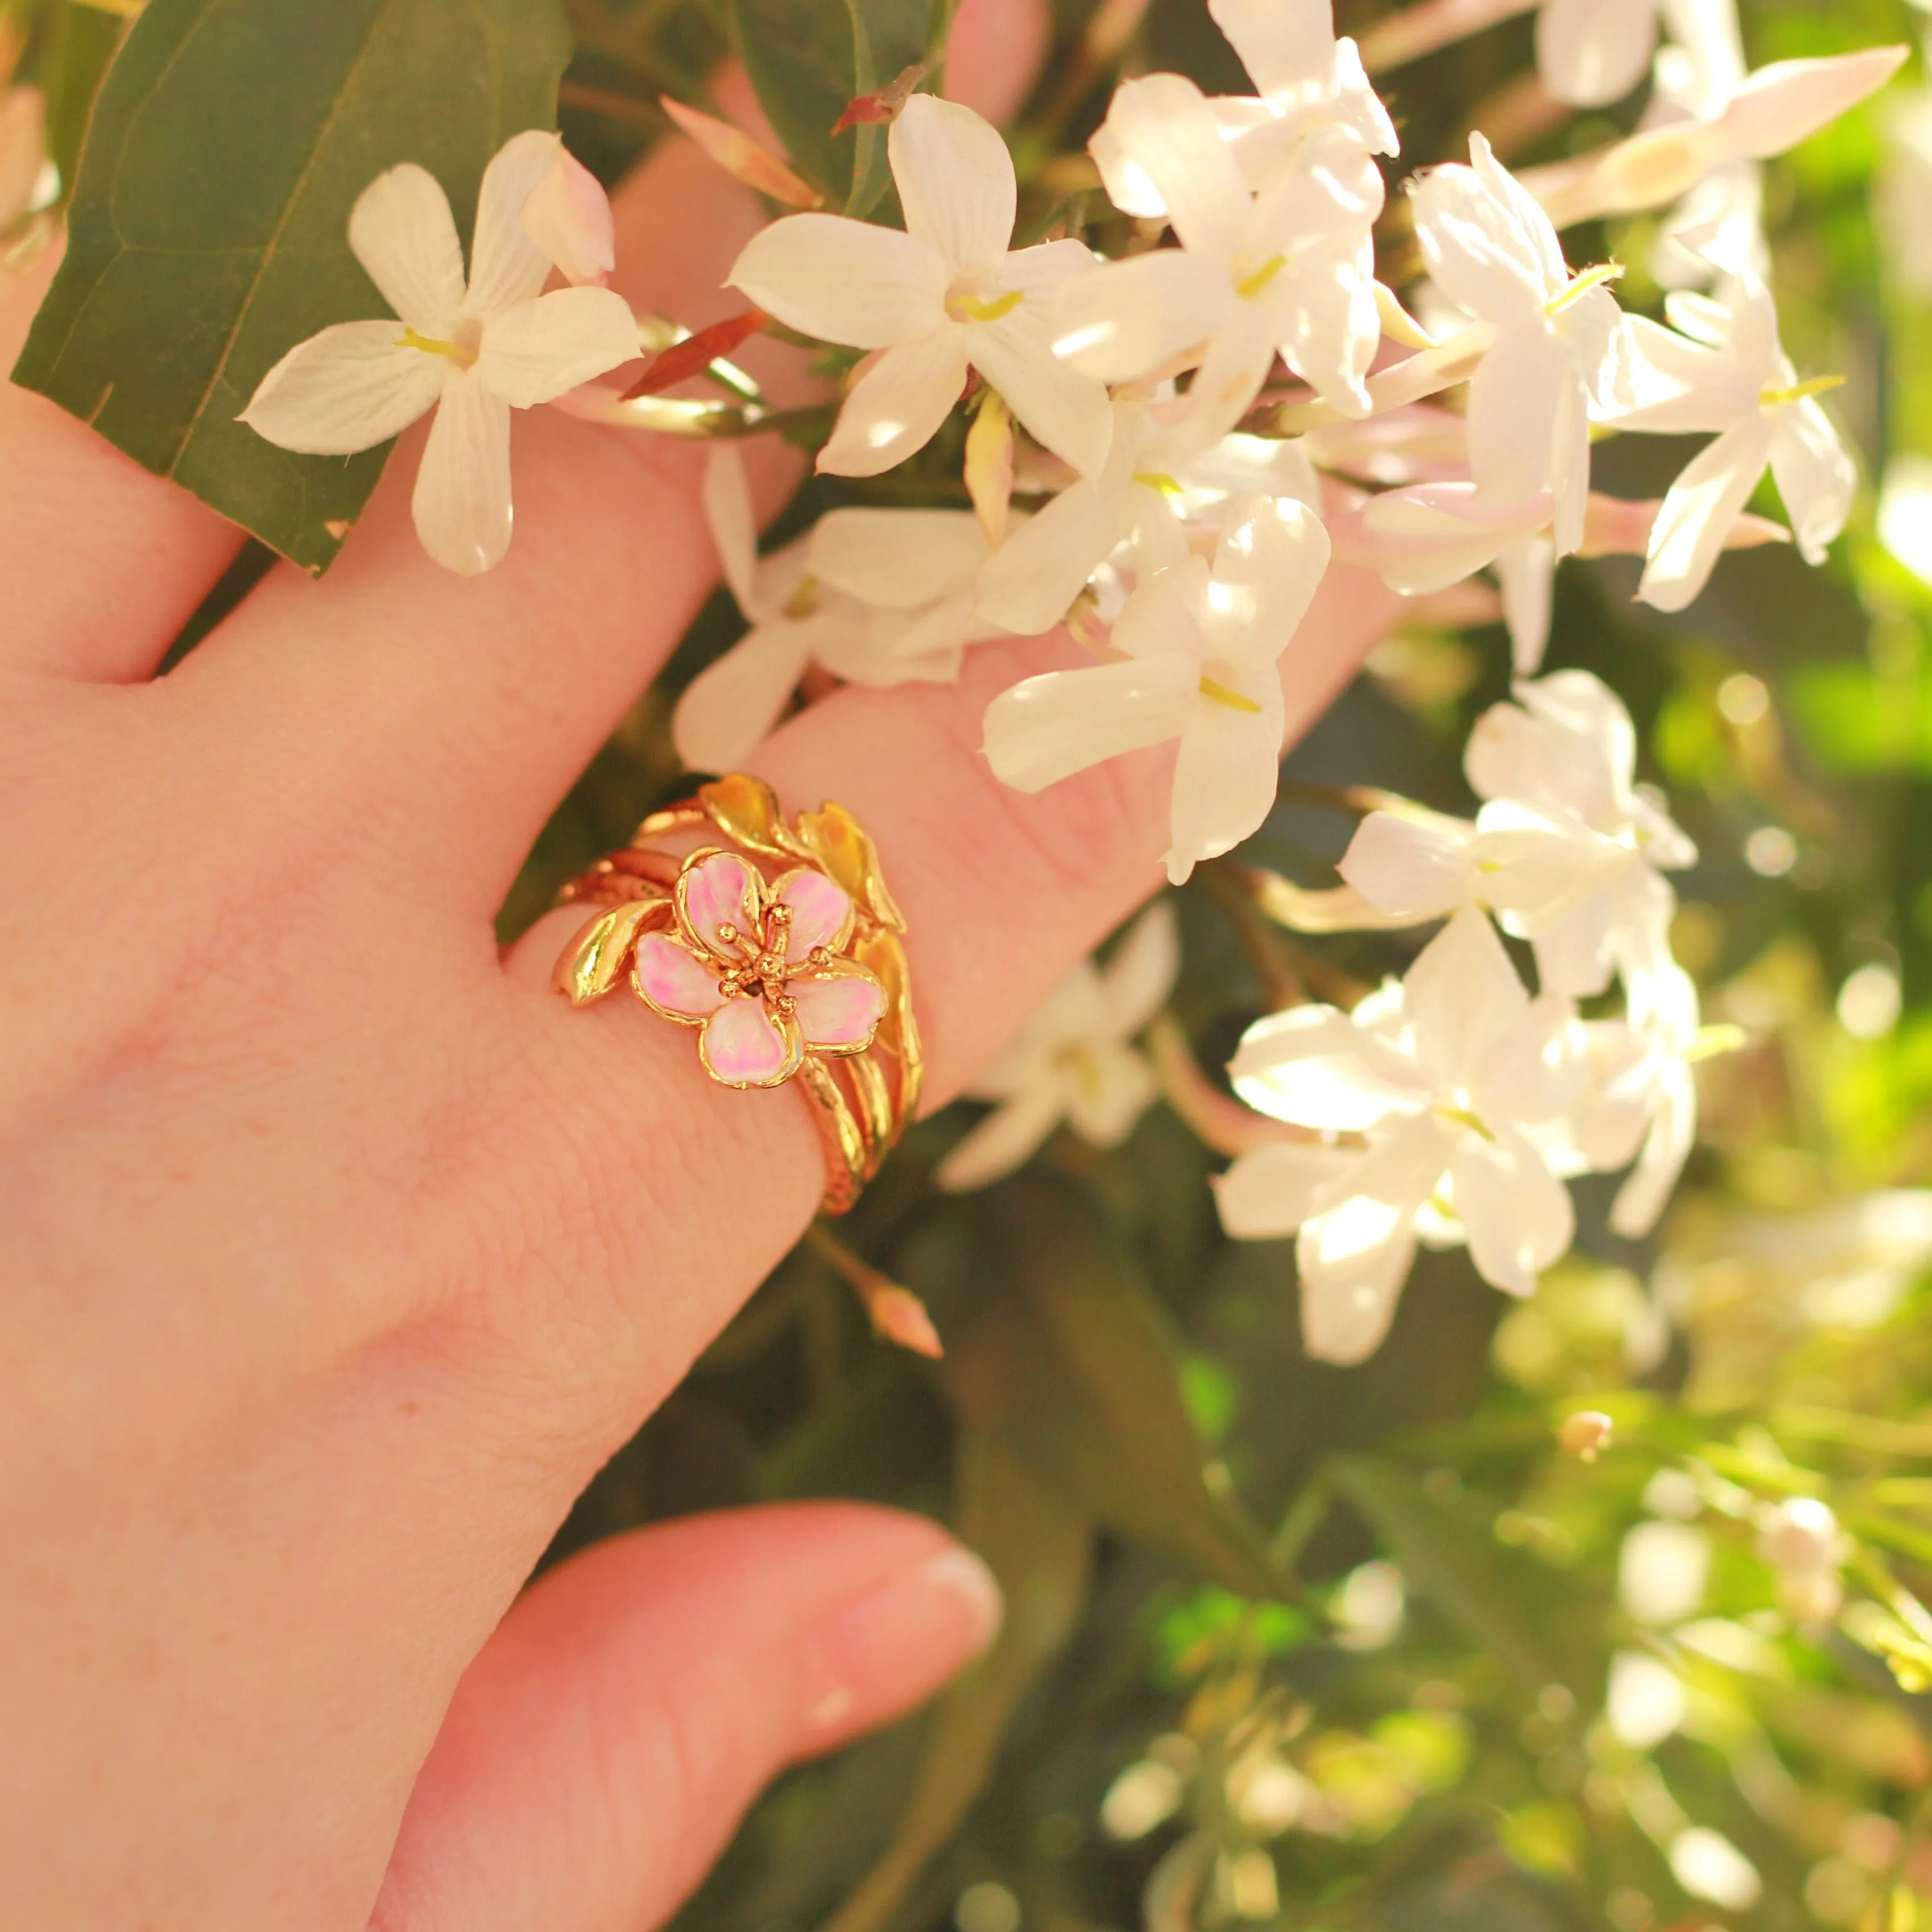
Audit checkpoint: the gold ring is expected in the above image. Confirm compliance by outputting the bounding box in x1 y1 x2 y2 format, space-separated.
551 773 921 1215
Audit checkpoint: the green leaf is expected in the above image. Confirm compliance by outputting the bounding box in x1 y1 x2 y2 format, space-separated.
818 1429 1093 1932
1331 1457 1601 1695
40 2 126 198
727 0 929 213
12 0 572 573
948 1181 1295 1603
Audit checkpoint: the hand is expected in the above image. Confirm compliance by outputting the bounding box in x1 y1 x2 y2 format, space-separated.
0 7 1400 1923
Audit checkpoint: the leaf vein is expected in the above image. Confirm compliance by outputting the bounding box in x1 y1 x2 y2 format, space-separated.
168 0 407 475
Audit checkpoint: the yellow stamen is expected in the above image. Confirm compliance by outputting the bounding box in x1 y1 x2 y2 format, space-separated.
950 288 1024 323
783 574 820 620
1545 262 1624 317
1133 471 1184 497
1435 1103 1495 1141
1199 675 1263 713
398 328 472 362
1236 253 1288 300
1687 1023 1748 1063
1760 373 1846 409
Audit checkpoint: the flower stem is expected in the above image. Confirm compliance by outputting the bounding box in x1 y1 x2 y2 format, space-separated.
1355 0 1538 76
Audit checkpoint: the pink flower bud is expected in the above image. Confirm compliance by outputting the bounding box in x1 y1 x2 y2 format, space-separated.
659 96 824 210
521 146 616 287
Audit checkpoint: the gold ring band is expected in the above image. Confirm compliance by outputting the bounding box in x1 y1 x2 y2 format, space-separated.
551 774 920 1215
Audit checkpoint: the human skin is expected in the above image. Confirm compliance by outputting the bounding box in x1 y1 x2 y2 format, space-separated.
0 3 1401 1925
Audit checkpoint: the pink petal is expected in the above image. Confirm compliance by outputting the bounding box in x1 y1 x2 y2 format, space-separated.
776 868 854 957
791 970 886 1049
701 998 799 1086
634 932 726 1019
681 851 761 955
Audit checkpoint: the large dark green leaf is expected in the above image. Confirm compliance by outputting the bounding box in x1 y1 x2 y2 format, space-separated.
728 0 930 213
948 1181 1295 1603
13 0 572 573
819 1428 1093 1932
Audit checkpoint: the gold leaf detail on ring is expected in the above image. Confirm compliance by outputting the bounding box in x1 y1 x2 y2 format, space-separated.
799 803 906 933
553 897 672 1007
700 772 802 862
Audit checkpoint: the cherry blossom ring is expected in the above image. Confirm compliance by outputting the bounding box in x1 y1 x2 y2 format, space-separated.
551 774 921 1214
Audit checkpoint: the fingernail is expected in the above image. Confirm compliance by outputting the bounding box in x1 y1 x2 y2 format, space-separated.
801 1546 1004 1738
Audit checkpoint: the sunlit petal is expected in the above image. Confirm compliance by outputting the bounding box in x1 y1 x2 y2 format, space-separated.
672 624 814 772
729 213 948 349
983 655 1197 793
239 321 444 455
809 506 989 606
1639 415 1776 612
468 129 566 316
890 93 1016 274
1536 0 1659 107
818 330 970 477
477 285 640 406
347 163 466 336
410 372 513 576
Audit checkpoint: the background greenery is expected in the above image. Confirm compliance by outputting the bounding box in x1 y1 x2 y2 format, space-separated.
13 0 1932 1925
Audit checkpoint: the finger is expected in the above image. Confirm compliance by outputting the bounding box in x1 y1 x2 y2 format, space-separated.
180 126 806 904
0 245 245 685
181 0 1056 913
945 0 1053 121
485 566 1401 1422
370 1504 1001 1932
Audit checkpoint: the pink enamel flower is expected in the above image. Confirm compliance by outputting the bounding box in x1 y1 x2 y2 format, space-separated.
632 850 888 1088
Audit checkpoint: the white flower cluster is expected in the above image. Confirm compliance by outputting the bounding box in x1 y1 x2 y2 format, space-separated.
234 0 1906 1364
1217 668 1714 1364
702 0 1889 882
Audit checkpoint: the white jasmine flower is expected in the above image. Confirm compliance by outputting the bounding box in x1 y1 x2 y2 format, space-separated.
1612 274 1855 611
1599 945 1702 1237
1352 483 1557 673
1053 72 1385 433
1534 0 1695 109
727 94 1112 480
1531 44 1908 230
676 447 1006 771
1336 671 1695 997
976 399 1321 635
1350 476 1786 673
1217 910 1578 1363
1642 2 1765 289
1409 134 1631 557
983 495 1331 884
241 131 641 576
1093 0 1397 216
1207 0 1399 162
937 901 1181 1190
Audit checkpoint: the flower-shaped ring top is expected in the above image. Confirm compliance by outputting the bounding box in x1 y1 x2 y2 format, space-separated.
632 850 889 1089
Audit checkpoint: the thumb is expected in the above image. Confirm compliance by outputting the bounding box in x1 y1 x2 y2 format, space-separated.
369 1504 1002 1932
